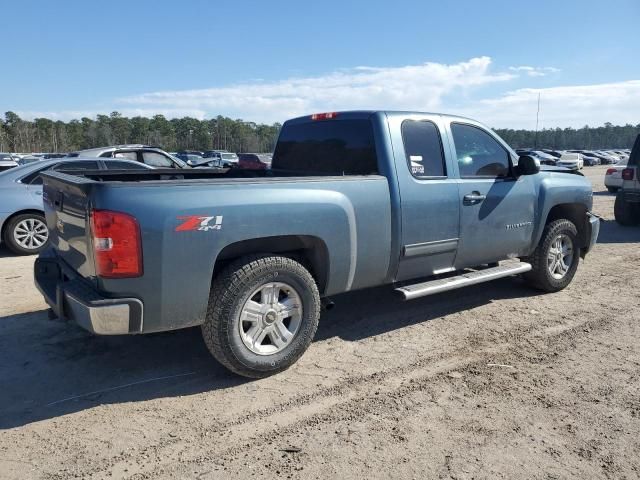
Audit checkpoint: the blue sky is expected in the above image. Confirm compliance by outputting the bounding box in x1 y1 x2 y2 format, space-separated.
2 0 639 128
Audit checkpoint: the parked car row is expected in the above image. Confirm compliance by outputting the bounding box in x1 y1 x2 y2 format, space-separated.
0 158 153 255
515 148 630 171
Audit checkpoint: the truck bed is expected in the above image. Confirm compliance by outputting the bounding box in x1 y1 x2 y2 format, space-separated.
55 167 367 184
40 167 394 333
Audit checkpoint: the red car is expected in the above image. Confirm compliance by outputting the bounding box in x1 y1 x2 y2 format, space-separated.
238 153 272 170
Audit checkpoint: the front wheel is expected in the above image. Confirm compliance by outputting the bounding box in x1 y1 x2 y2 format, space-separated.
202 255 321 378
523 219 580 292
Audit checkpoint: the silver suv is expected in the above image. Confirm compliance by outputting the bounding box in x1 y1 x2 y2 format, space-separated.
67 145 188 169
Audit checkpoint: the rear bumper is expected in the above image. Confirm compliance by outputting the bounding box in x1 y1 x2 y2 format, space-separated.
34 252 143 335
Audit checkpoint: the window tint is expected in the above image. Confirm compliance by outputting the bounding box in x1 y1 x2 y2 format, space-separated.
113 151 138 161
401 120 446 177
142 151 173 167
272 119 378 175
105 160 149 170
54 161 99 171
451 124 510 178
21 168 47 185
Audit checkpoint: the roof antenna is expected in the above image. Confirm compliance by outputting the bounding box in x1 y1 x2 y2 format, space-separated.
534 92 541 149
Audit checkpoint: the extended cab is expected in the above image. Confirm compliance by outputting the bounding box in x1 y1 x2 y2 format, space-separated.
34 111 600 377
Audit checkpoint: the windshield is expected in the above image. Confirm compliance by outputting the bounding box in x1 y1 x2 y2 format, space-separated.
222 153 237 160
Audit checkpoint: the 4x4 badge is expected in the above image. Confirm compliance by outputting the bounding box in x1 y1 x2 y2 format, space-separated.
175 215 223 232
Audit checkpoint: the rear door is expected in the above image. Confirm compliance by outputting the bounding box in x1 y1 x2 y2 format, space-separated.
446 122 535 267
389 114 461 281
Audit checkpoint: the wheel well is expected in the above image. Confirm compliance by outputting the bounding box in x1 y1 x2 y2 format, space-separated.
212 235 330 294
1 209 45 240
545 203 588 248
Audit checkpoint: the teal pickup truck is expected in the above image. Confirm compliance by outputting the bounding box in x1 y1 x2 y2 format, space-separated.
35 111 599 377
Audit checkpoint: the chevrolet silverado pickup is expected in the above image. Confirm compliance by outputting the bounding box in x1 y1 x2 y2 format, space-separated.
34 111 600 378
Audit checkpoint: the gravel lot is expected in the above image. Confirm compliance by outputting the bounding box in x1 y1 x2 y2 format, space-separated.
1 165 639 479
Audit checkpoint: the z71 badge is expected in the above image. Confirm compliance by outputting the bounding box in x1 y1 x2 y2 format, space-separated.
175 215 223 232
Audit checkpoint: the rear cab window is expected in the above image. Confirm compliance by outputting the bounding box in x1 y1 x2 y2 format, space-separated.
401 120 446 178
272 117 379 175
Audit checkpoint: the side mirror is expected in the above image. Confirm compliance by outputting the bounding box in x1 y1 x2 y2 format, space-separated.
517 155 540 175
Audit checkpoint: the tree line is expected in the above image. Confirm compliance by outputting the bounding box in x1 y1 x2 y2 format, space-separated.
494 122 639 150
0 111 281 154
1 111 638 154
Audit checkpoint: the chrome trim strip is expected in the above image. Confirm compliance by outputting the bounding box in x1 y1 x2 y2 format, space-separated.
403 238 459 257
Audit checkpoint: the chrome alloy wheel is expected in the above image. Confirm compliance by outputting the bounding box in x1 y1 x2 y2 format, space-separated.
13 218 48 250
238 282 303 355
547 233 574 280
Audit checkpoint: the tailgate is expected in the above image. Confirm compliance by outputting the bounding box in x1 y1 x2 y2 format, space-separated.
41 171 97 282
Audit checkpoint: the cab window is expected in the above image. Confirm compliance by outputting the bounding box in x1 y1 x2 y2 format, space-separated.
451 123 510 178
401 120 446 178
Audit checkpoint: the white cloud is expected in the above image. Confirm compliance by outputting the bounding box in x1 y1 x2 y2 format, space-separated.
116 56 514 123
508 65 561 77
12 58 639 129
461 80 640 129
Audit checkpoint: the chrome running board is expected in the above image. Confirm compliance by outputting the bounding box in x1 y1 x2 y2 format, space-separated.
395 262 532 301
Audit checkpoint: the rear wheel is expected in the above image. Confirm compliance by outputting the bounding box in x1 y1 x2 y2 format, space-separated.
3 213 49 255
523 219 579 292
614 193 639 226
202 255 320 378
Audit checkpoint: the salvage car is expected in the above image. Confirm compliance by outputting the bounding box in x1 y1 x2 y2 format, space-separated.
0 153 19 172
238 153 272 170
34 111 599 378
0 158 152 255
556 152 584 170
604 161 627 193
67 145 187 169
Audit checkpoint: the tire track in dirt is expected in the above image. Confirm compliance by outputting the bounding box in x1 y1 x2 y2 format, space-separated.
59 304 625 480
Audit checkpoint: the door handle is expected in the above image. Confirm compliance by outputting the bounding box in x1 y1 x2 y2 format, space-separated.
34 190 43 196
463 192 486 205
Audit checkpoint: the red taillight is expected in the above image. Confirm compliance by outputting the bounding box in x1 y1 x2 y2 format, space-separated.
311 112 338 121
91 210 142 278
605 168 617 175
622 168 635 181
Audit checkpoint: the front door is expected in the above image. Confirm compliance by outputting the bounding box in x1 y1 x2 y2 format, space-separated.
446 122 535 268
390 115 461 282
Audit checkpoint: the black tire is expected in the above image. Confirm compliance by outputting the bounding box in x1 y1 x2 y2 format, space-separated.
607 187 619 193
2 213 49 255
523 219 580 292
202 255 321 378
614 193 639 226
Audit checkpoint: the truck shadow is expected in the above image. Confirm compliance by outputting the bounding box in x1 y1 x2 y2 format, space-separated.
595 219 640 244
0 278 541 429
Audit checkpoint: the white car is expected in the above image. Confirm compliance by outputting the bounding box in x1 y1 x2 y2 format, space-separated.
556 152 584 170
0 153 19 172
604 161 628 193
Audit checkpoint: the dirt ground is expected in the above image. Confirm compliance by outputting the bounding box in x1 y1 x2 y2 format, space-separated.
0 165 639 480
